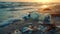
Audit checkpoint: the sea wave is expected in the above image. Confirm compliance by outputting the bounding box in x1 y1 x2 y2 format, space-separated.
0 2 60 26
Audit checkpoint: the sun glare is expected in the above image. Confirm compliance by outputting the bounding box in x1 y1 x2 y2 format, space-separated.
35 0 52 3
41 5 49 8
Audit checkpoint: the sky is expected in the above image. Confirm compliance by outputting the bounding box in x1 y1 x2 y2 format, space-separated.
0 0 60 2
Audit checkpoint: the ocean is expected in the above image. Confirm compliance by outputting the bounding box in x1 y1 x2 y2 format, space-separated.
0 2 60 34
0 2 60 25
0 2 59 23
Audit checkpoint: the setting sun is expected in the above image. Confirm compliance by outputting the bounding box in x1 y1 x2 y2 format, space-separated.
35 0 53 3
41 5 49 8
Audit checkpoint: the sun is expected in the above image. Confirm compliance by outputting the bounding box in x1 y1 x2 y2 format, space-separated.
41 5 48 8
35 0 52 3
